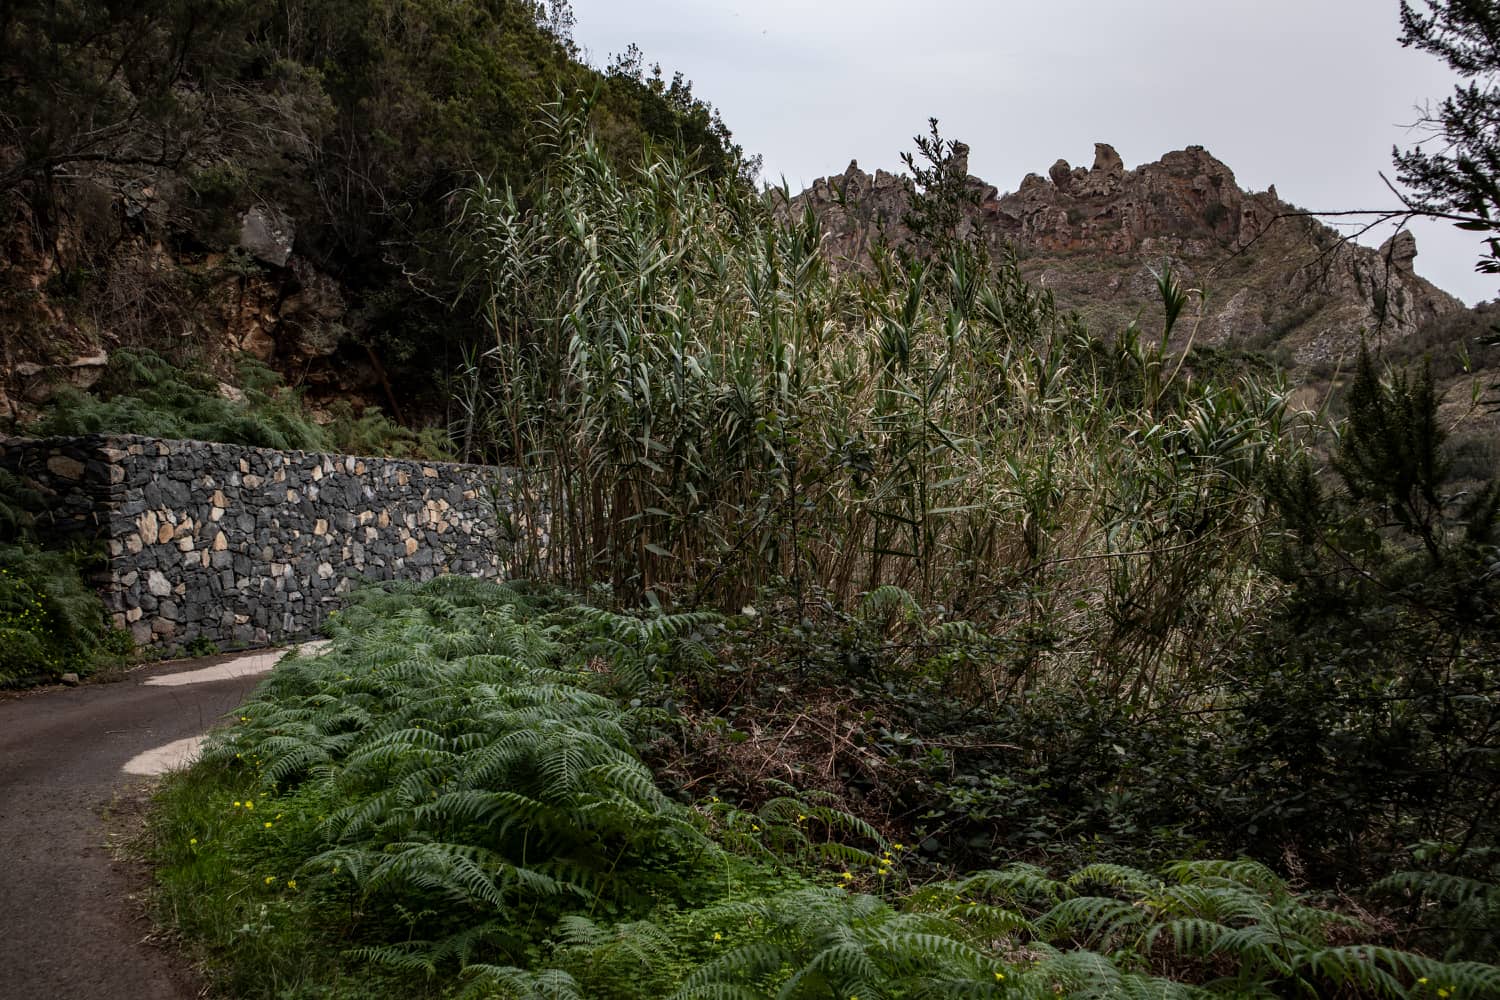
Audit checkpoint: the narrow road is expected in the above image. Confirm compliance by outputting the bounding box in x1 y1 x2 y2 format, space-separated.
0 647 313 1000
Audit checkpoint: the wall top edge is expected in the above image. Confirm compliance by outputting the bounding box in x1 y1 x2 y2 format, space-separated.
0 433 513 476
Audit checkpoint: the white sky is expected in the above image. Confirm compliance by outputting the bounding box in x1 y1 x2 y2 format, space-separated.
568 0 1495 306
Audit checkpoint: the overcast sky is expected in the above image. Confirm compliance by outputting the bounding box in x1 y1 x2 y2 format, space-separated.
567 0 1494 306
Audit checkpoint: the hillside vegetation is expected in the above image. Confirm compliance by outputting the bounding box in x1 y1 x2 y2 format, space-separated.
0 0 751 418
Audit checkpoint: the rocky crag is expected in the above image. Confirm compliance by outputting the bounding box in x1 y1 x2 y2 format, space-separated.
0 191 374 424
797 143 1465 369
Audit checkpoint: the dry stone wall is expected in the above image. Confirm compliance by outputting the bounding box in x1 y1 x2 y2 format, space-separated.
0 434 527 652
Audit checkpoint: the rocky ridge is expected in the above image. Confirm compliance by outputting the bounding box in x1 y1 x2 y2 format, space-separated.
797 143 1464 367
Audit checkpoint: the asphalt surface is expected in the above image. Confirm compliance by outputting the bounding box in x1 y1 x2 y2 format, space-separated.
0 653 282 1000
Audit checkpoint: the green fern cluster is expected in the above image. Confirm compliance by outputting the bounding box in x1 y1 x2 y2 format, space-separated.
162 579 1500 999
26 349 453 459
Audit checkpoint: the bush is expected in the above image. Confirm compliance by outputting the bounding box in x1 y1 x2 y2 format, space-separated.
0 542 123 686
27 349 454 459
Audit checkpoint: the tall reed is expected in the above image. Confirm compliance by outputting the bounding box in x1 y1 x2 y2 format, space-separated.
457 102 1294 702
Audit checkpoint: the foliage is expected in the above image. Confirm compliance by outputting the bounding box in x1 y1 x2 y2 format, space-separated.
1395 1 1500 277
0 0 279 205
0 468 127 686
0 541 123 686
458 105 1290 711
1227 346 1500 880
0 0 754 411
26 349 453 458
148 578 1500 998
899 118 981 262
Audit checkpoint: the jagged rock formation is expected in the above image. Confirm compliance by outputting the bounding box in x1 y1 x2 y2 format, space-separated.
797 144 1464 367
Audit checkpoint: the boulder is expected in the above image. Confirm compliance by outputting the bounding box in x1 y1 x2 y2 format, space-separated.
1380 230 1419 271
1049 159 1074 191
238 205 295 268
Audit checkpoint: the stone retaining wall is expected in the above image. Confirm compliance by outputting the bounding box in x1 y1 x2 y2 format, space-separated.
0 434 527 652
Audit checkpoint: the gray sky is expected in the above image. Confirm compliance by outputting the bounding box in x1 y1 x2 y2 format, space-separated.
568 0 1495 306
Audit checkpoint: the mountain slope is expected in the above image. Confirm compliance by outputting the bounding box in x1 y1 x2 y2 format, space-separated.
799 142 1465 370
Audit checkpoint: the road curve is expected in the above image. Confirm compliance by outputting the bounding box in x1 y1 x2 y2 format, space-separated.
0 649 298 1000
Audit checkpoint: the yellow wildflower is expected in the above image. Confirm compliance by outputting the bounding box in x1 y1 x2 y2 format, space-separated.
189 838 198 846
244 800 254 810
287 880 298 890
713 932 722 941
264 876 275 885
263 821 273 829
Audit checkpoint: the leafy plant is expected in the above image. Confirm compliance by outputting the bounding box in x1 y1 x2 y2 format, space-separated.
148 578 1500 998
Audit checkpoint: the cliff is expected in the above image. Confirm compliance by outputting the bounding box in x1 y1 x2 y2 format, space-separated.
797 143 1465 367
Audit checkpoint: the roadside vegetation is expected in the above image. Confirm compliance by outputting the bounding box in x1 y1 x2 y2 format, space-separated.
0 469 130 686
148 579 1500 999
145 100 1500 996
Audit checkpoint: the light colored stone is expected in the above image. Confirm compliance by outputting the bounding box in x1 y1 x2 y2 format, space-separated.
404 537 419 556
157 523 174 545
43 455 84 482
126 607 143 623
239 204 294 268
147 571 171 597
313 518 328 536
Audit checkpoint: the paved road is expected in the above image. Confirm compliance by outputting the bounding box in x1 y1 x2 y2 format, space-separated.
0 650 296 1000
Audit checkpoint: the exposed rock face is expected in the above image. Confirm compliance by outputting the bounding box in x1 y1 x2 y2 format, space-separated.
796 144 1464 365
0 186 377 417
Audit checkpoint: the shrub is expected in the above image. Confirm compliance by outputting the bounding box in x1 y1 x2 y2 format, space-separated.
27 349 454 459
0 542 119 686
147 578 1500 998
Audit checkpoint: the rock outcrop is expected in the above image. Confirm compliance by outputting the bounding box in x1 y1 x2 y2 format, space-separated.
797 144 1464 365
0 184 378 418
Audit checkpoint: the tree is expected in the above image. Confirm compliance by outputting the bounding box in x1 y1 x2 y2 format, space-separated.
0 1 275 214
1394 1 1500 277
898 118 979 262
